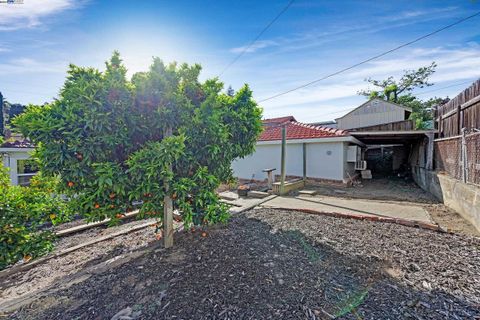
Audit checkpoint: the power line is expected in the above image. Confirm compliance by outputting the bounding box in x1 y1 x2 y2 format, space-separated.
414 79 478 96
306 80 477 121
218 0 295 77
259 11 480 103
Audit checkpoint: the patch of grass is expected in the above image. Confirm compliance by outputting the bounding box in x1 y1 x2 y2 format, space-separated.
288 230 321 263
334 287 369 319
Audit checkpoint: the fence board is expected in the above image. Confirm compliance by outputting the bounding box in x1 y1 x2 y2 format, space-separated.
434 79 480 185
436 79 480 138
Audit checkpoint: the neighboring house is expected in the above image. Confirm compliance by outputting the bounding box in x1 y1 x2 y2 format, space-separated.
336 98 412 130
0 139 36 186
232 116 365 183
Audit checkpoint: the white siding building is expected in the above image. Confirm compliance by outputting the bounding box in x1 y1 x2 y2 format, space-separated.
232 117 364 183
335 99 412 130
0 141 36 186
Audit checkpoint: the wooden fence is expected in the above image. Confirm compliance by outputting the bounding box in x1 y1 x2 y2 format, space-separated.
434 79 480 185
435 79 480 138
349 119 414 132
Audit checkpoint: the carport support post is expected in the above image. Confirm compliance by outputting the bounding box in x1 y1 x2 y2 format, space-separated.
163 126 174 248
302 143 307 181
280 124 286 194
425 132 434 171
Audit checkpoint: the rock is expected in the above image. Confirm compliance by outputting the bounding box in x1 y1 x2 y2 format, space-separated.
408 262 421 272
422 281 432 290
111 307 141 320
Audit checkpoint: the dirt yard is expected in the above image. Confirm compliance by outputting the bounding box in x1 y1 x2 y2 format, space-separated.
3 209 479 320
303 177 479 237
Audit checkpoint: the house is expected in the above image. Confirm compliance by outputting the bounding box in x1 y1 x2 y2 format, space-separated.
0 139 36 186
335 98 412 130
232 116 365 183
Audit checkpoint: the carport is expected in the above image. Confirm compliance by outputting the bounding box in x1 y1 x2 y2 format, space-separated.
350 130 436 178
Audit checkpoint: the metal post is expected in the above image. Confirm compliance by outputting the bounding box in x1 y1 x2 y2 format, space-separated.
303 142 306 181
163 126 174 248
280 125 286 194
461 128 468 183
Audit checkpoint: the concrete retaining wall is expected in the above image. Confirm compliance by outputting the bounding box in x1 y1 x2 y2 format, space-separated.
412 166 480 232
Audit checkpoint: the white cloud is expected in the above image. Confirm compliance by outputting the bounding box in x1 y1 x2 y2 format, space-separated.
0 57 65 75
257 45 480 115
0 0 82 30
230 40 279 54
227 6 460 58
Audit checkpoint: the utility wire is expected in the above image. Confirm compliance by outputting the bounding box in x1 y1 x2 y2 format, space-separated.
218 0 295 77
258 11 480 103
321 79 479 117
414 79 478 96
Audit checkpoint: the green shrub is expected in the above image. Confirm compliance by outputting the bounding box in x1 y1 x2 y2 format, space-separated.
14 53 263 229
0 165 70 269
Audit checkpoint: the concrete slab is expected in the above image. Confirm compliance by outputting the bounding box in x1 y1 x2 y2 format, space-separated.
260 195 433 224
298 190 317 196
228 195 277 214
219 191 239 201
248 190 270 199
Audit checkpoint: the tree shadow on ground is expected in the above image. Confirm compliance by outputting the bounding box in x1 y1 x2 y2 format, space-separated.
6 214 479 320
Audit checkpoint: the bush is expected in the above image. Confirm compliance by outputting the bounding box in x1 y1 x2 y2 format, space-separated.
0 164 70 269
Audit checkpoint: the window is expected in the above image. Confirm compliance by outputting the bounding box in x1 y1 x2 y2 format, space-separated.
17 159 38 186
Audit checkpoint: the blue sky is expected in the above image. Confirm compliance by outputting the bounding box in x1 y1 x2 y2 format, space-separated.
0 0 479 122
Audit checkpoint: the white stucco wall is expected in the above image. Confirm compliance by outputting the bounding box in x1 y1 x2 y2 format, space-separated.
232 140 347 181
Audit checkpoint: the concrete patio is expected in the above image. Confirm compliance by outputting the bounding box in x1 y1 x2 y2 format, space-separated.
260 195 434 224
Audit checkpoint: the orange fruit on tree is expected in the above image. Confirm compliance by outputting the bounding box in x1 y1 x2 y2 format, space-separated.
94 203 100 209
67 181 74 187
115 213 123 219
201 232 208 238
109 193 116 199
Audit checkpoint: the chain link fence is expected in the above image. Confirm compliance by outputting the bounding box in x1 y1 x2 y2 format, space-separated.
435 131 480 185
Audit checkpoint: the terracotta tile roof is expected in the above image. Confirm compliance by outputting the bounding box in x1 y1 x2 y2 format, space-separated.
259 117 348 141
263 116 296 125
0 139 35 148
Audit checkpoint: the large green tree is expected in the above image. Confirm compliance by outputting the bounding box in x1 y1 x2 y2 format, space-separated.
358 62 446 129
14 52 262 244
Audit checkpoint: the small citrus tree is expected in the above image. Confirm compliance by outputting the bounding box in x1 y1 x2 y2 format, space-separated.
15 52 262 245
0 164 70 269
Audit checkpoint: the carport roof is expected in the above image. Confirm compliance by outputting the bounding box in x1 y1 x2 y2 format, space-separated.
351 130 436 144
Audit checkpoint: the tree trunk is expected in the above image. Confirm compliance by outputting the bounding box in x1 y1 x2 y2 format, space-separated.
163 126 174 248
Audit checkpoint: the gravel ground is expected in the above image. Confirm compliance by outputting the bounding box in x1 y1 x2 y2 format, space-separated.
302 178 479 237
0 220 158 306
5 208 480 320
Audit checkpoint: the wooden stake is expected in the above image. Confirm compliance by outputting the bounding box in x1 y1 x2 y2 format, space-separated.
280 125 286 194
302 142 307 181
163 126 174 248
